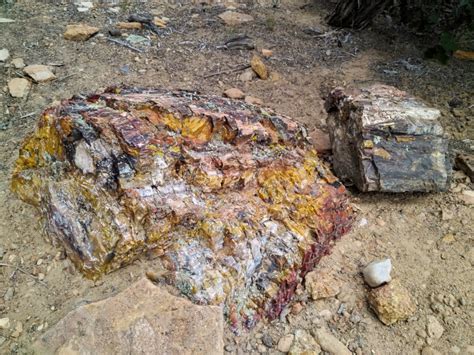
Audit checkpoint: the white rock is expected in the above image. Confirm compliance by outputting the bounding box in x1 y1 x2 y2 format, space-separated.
0 18 15 23
0 318 10 329
363 258 392 288
312 327 351 355
0 48 10 62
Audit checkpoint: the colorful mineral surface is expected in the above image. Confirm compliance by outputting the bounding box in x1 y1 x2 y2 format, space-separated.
325 84 451 192
12 87 354 329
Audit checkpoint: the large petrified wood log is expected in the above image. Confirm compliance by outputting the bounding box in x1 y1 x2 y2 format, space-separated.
12 87 354 329
325 84 451 192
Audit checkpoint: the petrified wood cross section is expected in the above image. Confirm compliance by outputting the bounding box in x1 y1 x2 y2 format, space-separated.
12 87 354 329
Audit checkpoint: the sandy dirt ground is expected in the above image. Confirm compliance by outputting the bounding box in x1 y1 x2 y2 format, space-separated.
0 0 473 354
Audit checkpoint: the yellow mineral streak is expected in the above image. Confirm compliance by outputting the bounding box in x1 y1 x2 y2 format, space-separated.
373 147 391 160
11 113 64 205
182 116 213 143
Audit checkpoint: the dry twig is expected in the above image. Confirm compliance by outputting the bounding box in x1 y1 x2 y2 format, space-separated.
0 262 48 287
203 64 251 78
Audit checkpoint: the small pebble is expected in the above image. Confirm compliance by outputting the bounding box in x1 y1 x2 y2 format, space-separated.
291 302 303 315
224 88 245 99
426 315 444 339
224 344 235 352
261 334 274 348
277 334 294 353
11 58 25 69
0 318 10 329
362 258 392 288
4 287 14 301
0 48 10 62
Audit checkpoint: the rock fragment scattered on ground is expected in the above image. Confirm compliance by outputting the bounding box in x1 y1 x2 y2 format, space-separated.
244 96 262 105
426 315 444 340
0 318 10 330
224 87 245 99
0 48 10 62
312 327 351 355
325 84 450 192
33 278 224 354
76 1 93 12
277 334 295 353
218 11 254 26
289 329 321 355
64 24 100 41
305 270 341 300
261 334 274 348
11 58 25 69
251 55 269 79
8 78 31 98
367 279 416 325
363 259 392 288
261 48 273 57
239 68 255 82
23 65 56 82
3 287 14 301
0 18 15 23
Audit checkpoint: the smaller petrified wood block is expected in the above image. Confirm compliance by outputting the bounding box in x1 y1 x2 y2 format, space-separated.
325 84 450 192
12 87 354 329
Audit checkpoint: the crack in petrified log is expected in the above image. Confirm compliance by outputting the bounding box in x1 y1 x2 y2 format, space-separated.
12 87 354 329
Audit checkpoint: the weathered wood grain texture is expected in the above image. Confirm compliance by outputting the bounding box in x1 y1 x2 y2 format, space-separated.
325 84 451 192
12 87 354 329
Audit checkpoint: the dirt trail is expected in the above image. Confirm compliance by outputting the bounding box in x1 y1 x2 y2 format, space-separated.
0 0 473 354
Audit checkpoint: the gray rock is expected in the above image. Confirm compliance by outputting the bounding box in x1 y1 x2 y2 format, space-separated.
32 278 224 354
262 334 274 348
362 259 392 288
0 48 10 62
325 85 450 192
4 287 14 301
